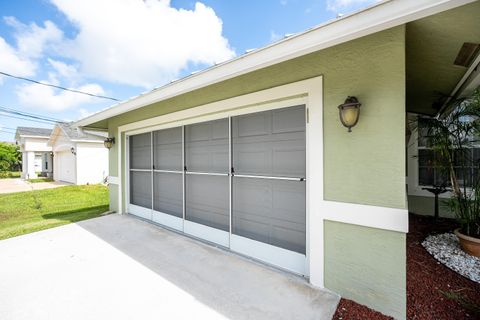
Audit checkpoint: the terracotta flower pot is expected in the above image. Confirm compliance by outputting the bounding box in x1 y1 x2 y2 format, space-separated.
454 228 480 258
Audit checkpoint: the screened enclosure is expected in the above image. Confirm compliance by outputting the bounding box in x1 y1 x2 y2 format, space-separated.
127 104 307 273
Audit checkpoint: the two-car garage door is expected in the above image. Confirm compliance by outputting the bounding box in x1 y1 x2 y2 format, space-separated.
127 105 306 275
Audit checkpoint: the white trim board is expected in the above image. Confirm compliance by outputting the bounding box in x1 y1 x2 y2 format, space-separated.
230 234 306 276
184 220 229 248
322 201 408 233
76 0 475 127
152 210 183 232
107 176 119 185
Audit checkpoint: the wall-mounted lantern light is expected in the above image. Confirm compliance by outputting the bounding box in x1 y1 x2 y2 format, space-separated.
338 96 361 132
70 147 76 155
104 137 115 149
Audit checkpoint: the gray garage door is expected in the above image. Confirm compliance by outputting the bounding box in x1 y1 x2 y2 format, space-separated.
232 105 306 254
127 104 306 273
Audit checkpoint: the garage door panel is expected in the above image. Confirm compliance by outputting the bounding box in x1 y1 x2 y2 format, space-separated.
153 127 182 171
186 119 229 173
233 106 305 177
272 146 306 177
153 172 182 218
235 112 270 137
187 148 228 172
130 171 152 209
272 105 305 134
270 226 306 254
236 149 269 175
186 175 229 231
233 177 306 254
130 133 151 170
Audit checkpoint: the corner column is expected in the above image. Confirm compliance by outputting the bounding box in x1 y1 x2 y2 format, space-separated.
26 151 37 179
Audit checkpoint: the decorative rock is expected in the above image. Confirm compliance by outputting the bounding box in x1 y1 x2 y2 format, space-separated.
422 233 480 283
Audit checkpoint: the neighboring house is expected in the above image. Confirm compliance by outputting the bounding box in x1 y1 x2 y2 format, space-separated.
48 123 109 185
15 127 53 179
74 1 480 319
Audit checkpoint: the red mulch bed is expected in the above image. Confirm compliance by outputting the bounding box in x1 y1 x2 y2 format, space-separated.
407 214 480 319
333 213 480 320
333 298 393 319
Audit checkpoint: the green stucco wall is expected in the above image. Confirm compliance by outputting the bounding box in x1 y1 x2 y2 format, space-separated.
324 220 406 319
104 25 407 318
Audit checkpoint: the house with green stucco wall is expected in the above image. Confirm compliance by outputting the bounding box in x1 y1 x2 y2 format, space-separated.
74 1 480 318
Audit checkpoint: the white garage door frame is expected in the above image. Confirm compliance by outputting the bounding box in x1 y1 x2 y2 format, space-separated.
119 76 324 285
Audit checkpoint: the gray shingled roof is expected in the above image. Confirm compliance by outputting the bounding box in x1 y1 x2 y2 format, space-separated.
57 122 106 141
16 126 52 137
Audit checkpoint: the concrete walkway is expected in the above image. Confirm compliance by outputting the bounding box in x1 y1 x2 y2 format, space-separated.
0 214 339 320
0 178 70 194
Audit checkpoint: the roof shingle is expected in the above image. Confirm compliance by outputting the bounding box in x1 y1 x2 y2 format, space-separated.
16 127 52 137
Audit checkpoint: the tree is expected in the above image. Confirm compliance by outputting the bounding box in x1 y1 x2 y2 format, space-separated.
0 142 21 174
419 90 480 238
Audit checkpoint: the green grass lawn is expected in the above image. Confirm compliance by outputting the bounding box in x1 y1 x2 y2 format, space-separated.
28 177 54 183
0 184 109 240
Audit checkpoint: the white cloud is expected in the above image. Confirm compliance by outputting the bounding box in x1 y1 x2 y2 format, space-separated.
4 16 63 59
16 82 105 112
0 17 63 84
78 108 94 119
50 0 235 88
0 37 36 80
327 0 380 12
48 59 79 82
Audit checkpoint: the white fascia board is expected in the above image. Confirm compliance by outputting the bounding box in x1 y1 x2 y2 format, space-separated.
71 139 104 143
19 135 50 139
75 0 475 127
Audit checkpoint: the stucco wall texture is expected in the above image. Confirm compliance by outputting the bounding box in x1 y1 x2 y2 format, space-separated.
105 26 407 319
324 220 406 319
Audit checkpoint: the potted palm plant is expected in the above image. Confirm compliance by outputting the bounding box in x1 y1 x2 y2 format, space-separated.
420 90 480 257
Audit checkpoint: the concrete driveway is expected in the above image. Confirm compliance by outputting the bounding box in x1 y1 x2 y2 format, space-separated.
0 178 70 194
0 214 339 320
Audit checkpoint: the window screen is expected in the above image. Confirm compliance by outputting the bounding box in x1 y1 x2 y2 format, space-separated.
129 132 151 170
185 174 229 231
153 172 182 217
233 177 306 253
129 132 152 209
153 127 182 171
232 105 305 177
185 119 229 173
130 171 152 209
232 105 306 253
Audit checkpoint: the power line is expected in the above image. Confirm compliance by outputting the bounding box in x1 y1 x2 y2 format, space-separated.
0 108 60 124
0 106 62 122
0 112 58 125
0 105 67 125
0 71 120 102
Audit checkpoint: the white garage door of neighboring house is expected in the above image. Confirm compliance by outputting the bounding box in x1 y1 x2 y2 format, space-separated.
56 151 76 184
127 105 306 275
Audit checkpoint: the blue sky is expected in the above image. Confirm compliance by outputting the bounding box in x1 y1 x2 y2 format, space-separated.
0 0 377 141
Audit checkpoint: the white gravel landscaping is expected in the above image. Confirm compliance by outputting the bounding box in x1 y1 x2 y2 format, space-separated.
422 233 480 283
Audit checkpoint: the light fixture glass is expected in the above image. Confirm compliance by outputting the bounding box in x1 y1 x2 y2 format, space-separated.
338 96 361 132
104 137 115 149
